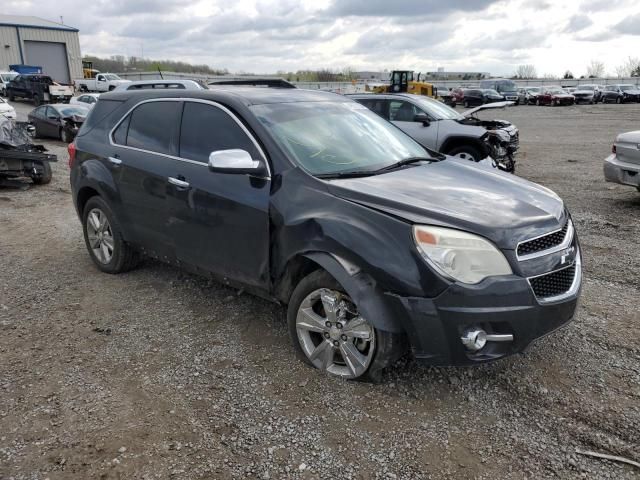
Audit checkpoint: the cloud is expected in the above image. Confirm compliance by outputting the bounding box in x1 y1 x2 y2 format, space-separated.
326 0 499 17
563 14 592 33
614 14 640 35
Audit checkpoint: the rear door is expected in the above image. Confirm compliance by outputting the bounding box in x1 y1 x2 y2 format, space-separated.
388 99 439 150
110 99 182 259
169 100 271 287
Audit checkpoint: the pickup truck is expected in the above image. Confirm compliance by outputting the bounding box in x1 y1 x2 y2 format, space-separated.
6 74 73 105
74 73 131 92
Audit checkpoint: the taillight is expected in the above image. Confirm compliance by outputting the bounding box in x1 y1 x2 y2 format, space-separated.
67 141 76 168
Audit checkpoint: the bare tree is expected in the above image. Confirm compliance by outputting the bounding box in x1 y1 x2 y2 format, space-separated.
614 56 640 78
515 64 537 79
586 59 605 78
542 73 557 80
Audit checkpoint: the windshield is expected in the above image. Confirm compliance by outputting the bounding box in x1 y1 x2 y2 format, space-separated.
619 85 635 91
251 101 427 176
578 85 594 91
1 73 18 82
548 88 565 94
103 74 120 81
527 87 541 93
410 96 462 120
483 89 501 96
56 106 89 117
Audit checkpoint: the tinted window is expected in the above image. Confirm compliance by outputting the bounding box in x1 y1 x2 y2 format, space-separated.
179 102 260 163
127 101 181 155
33 106 46 118
356 99 388 119
389 100 423 122
44 106 58 119
113 115 130 145
78 99 123 137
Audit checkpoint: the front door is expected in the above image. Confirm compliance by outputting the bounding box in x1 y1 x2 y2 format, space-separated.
387 99 439 151
168 100 271 288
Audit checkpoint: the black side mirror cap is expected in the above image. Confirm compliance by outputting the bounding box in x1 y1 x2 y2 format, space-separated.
414 114 430 126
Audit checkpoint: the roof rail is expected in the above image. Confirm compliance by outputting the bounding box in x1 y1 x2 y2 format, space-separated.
208 78 296 89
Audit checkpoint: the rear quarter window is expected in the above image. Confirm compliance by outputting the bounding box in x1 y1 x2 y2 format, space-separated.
76 99 124 137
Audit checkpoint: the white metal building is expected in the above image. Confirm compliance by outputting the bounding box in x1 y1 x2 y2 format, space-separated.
0 15 82 83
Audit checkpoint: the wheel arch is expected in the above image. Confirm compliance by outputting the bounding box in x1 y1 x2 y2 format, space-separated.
440 135 488 157
280 251 406 334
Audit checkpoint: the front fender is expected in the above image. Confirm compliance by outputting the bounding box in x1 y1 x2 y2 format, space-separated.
303 252 405 333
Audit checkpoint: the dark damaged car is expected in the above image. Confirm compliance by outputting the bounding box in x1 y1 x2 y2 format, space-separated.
28 103 88 143
69 88 582 381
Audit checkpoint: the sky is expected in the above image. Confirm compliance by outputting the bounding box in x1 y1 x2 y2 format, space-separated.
5 0 640 76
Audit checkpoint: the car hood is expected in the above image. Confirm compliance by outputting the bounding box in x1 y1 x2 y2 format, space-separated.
461 101 515 117
62 114 86 124
0 103 14 112
325 159 566 249
622 89 640 95
552 93 574 98
573 89 594 94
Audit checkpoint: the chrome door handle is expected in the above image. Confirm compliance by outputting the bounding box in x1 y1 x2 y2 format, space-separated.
108 157 122 165
168 177 190 189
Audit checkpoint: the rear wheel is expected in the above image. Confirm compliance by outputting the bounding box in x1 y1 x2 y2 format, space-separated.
82 196 139 274
31 162 52 185
288 270 403 381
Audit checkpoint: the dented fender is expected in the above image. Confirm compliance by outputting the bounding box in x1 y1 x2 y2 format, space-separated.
302 251 405 333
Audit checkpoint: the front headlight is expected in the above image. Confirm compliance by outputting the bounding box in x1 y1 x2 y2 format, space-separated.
488 129 511 143
413 225 512 284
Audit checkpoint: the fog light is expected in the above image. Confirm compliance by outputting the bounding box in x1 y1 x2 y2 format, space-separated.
461 328 487 352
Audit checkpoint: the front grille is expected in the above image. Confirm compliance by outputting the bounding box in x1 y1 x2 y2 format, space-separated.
529 265 576 299
517 222 569 257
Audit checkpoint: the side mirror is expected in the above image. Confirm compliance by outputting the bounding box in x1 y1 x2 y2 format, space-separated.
208 149 266 176
414 114 430 126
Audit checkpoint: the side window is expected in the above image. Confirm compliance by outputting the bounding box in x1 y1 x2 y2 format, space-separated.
44 106 57 119
357 99 387 119
112 114 131 145
179 102 260 163
389 100 421 122
33 106 45 118
126 101 181 155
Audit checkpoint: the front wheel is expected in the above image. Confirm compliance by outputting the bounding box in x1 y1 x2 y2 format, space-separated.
446 145 482 162
60 127 72 143
82 196 139 274
288 270 403 381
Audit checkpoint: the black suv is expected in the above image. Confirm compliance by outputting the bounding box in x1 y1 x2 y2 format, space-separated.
69 88 582 381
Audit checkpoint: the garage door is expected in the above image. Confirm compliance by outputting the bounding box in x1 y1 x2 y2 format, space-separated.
24 41 70 84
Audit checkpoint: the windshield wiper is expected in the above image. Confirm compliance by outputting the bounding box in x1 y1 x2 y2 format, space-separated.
315 170 379 179
373 156 435 173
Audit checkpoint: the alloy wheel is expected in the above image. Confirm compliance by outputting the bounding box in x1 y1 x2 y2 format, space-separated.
86 208 115 264
295 288 375 379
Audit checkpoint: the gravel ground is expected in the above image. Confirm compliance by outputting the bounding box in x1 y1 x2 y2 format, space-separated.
1 99 639 480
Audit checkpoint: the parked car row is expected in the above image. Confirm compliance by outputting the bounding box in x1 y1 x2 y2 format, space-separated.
439 82 640 107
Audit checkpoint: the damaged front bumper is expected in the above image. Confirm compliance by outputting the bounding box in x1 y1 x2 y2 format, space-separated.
383 268 581 365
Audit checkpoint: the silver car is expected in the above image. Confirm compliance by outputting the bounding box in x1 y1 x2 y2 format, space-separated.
604 130 640 191
349 93 519 172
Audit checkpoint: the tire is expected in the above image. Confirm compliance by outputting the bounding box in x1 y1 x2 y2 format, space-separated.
80 85 88 93
82 196 139 274
446 145 483 162
108 85 115 91
536 98 541 106
463 100 469 108
60 128 71 143
616 96 621 104
287 269 405 382
31 162 52 185
8 92 15 102
33 94 41 106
